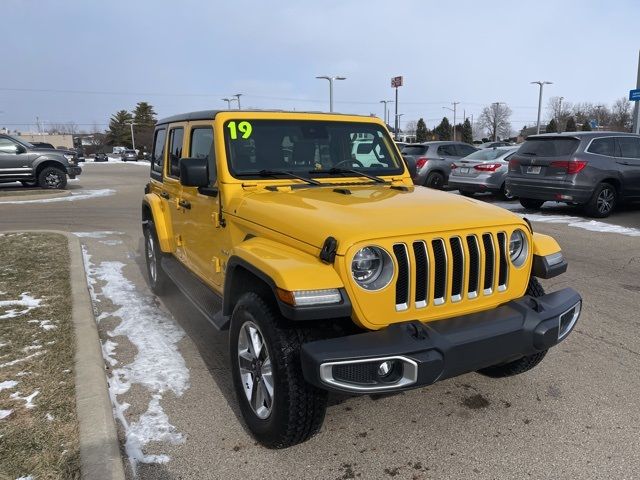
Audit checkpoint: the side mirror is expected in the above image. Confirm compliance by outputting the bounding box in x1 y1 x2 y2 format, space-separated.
179 157 209 187
15 144 27 154
403 155 417 178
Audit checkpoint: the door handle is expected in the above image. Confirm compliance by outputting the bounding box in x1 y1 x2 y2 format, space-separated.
160 191 170 199
178 199 191 210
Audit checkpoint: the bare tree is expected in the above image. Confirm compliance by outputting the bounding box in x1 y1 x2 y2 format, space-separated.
547 96 572 131
478 103 512 141
610 97 632 132
404 120 418 136
46 122 79 135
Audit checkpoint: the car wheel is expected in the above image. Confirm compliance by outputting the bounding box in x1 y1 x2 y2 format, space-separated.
584 182 616 218
459 190 475 197
519 198 544 210
477 277 547 378
424 171 445 190
499 183 517 200
229 292 327 448
38 167 67 189
20 181 38 188
144 220 169 294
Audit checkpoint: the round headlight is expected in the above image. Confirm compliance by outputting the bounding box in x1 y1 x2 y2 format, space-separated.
509 229 528 267
351 246 394 290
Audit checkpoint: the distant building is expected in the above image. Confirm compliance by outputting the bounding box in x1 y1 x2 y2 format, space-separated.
13 132 74 149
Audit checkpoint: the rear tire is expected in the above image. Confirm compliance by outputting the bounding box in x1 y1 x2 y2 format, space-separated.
477 277 548 378
584 182 616 218
229 292 327 448
519 198 544 210
38 167 67 189
425 171 445 190
499 183 516 200
144 220 169 295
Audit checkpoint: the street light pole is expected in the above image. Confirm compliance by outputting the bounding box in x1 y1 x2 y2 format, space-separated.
222 98 232 109
316 76 346 112
531 81 553 135
491 102 505 141
127 122 137 150
380 100 393 126
233 94 243 110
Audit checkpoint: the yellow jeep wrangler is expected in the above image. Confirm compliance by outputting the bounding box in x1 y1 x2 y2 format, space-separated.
141 110 581 448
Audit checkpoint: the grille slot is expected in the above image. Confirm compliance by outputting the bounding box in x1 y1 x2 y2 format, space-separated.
482 233 495 294
497 232 508 291
466 235 480 298
393 244 410 311
431 239 447 305
412 241 428 308
449 237 464 302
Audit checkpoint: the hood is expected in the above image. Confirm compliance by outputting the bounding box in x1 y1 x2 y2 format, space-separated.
234 184 525 254
32 147 74 156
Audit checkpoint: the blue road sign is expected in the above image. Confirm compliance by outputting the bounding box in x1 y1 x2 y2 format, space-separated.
630 89 640 101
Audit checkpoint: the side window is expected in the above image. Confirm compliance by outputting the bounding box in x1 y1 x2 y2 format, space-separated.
0 137 18 154
617 137 640 159
168 128 184 178
437 145 457 157
190 127 216 181
456 145 477 157
588 138 616 157
151 128 166 174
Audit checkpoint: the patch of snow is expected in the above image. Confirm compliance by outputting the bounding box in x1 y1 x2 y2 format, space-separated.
16 476 34 480
73 231 124 239
46 413 54 421
0 409 12 420
82 250 189 473
10 390 39 409
102 340 118 367
0 380 18 391
0 351 44 368
0 188 115 205
38 320 57 331
100 239 124 246
15 371 30 377
0 341 8 348
22 344 42 352
0 293 43 320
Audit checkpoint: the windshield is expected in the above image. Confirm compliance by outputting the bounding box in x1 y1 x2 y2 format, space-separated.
465 148 517 161
224 120 404 178
11 135 34 148
519 137 580 157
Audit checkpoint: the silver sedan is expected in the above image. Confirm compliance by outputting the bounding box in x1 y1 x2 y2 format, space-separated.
448 147 518 199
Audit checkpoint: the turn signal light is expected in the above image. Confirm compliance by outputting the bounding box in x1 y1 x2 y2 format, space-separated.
416 157 429 168
550 160 588 174
474 163 503 172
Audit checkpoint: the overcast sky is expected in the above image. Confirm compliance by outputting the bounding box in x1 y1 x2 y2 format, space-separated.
3 0 638 133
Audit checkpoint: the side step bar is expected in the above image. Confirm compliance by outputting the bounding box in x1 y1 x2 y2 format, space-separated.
160 255 229 330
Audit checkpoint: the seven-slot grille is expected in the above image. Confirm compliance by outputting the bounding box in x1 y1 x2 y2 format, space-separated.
393 232 510 310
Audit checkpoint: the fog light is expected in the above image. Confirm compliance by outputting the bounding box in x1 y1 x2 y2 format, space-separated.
559 301 581 340
377 361 393 377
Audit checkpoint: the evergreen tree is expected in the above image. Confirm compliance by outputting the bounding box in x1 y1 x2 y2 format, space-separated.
565 117 577 132
107 110 133 147
461 119 473 144
546 118 558 133
132 102 157 153
416 118 428 142
581 120 592 131
434 117 452 141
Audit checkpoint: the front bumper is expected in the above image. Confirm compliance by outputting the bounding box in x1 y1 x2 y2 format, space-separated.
301 287 581 394
67 166 82 178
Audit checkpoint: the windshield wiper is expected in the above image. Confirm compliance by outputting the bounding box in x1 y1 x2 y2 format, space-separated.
237 170 321 186
314 168 386 184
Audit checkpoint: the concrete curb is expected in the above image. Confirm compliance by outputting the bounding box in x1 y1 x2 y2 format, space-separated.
66 232 126 480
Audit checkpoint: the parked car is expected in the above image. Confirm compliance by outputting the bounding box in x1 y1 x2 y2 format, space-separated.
479 141 514 149
142 109 580 448
30 141 56 149
402 141 478 188
94 153 108 162
506 132 640 217
395 141 408 151
0 134 82 188
449 147 519 199
121 149 138 162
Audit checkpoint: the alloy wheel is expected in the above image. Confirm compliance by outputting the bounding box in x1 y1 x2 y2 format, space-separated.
237 320 273 419
146 233 157 282
45 172 62 188
597 188 614 214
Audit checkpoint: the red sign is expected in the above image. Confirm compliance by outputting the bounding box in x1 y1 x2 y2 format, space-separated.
391 76 403 88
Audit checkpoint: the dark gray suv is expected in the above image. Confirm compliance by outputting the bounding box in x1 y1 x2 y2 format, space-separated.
506 132 640 217
0 134 82 189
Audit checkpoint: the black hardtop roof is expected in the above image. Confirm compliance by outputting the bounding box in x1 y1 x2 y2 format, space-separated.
156 109 376 126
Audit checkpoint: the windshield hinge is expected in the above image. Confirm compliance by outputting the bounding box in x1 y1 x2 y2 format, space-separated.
320 236 338 264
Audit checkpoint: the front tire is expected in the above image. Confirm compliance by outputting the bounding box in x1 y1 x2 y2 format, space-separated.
477 277 548 378
584 182 616 218
229 292 327 448
38 167 67 189
519 198 544 210
144 220 169 294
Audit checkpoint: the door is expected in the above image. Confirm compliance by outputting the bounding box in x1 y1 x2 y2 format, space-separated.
162 124 189 264
615 136 640 198
0 137 33 181
179 123 228 290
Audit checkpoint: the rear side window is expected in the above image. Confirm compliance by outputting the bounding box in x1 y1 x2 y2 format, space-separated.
588 138 617 157
518 137 580 157
401 145 426 155
437 145 457 156
151 128 166 175
168 128 184 178
617 137 640 159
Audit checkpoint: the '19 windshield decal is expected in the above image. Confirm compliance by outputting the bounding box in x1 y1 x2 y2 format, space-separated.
227 121 253 139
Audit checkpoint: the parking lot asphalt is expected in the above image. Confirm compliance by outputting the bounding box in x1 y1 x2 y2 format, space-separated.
1 163 639 479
